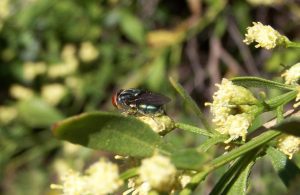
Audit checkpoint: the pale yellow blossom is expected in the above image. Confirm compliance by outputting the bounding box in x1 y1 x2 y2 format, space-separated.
10 84 34 100
247 0 283 6
0 0 11 30
137 115 175 135
48 44 79 78
123 179 151 195
47 62 77 78
205 79 258 142
281 63 300 108
51 158 122 195
218 114 252 143
41 84 66 106
62 142 81 156
65 76 83 97
85 158 123 195
50 169 88 195
23 62 47 81
79 42 99 62
243 22 288 49
0 106 17 124
294 87 300 108
147 30 184 48
178 174 192 188
61 44 77 61
281 63 300 85
277 135 300 159
139 154 176 192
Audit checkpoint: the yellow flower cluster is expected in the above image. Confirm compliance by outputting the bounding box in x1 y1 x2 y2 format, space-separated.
10 84 34 100
137 115 175 135
147 30 184 48
124 178 151 195
247 0 283 6
51 158 123 195
217 114 251 143
0 0 10 30
281 63 300 85
23 62 47 81
139 154 177 192
281 63 300 107
277 135 300 159
206 79 258 142
41 84 66 106
79 42 99 63
124 154 177 194
48 44 79 78
243 22 287 50
0 106 17 124
85 159 123 195
51 170 87 195
12 43 90 108
295 88 300 108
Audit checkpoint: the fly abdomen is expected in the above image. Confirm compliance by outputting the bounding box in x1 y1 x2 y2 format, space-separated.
138 104 163 114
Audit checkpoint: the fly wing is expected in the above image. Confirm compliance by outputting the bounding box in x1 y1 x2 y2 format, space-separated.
132 91 171 106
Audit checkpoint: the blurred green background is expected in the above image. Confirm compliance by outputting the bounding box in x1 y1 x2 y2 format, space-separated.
0 0 300 194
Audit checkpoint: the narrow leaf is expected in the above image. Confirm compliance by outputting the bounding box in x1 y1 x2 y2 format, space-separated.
227 161 254 195
120 167 139 180
120 11 145 44
210 130 281 168
175 122 213 137
18 98 64 127
147 54 166 90
180 130 281 194
179 171 208 195
266 146 300 187
197 135 227 152
264 91 297 110
52 112 174 157
169 77 211 130
210 149 258 195
231 77 295 91
171 149 210 170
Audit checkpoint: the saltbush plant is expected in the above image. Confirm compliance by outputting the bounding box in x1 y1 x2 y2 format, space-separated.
51 22 300 195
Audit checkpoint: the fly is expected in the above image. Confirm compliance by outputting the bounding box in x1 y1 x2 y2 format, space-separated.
112 88 171 116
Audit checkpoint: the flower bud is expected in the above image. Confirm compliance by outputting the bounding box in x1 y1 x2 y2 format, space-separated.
137 115 175 135
277 135 300 159
139 154 177 192
243 22 289 50
206 79 259 142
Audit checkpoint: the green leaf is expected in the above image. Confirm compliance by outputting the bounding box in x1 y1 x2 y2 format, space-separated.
210 149 258 195
231 77 295 91
120 167 139 180
197 135 227 152
227 160 254 195
17 98 64 127
179 171 209 195
169 77 211 131
266 147 300 187
276 105 284 123
180 130 281 194
146 54 166 90
273 117 300 137
120 11 145 44
264 91 298 110
171 149 210 170
175 122 213 137
210 130 281 168
52 112 174 157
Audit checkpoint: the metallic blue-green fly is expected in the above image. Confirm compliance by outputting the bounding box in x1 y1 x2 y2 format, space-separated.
112 88 170 115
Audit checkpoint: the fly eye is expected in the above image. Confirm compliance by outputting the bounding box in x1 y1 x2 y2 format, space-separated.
112 94 118 108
